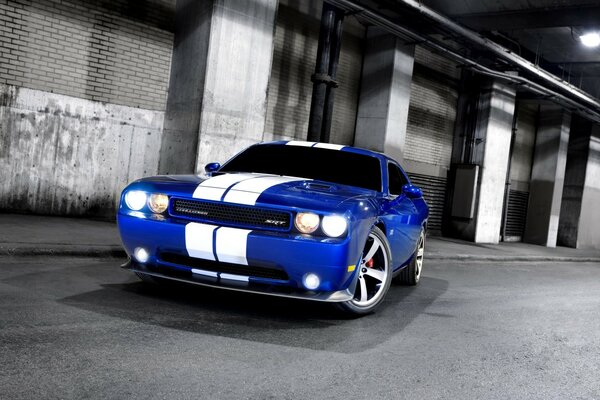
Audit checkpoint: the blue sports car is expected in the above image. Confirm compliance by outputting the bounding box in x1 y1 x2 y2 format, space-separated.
118 141 428 315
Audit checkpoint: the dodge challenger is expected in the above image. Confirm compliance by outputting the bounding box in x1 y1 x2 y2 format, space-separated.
118 141 428 314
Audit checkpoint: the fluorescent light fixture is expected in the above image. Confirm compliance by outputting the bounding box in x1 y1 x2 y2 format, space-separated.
580 32 600 48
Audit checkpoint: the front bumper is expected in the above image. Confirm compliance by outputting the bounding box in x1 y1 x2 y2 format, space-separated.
122 258 355 302
118 213 363 301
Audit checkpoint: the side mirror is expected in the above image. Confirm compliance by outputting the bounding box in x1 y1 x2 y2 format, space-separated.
204 162 221 176
402 183 423 199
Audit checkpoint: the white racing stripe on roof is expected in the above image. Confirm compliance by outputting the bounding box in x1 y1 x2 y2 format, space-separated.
313 143 346 150
286 140 316 147
215 227 251 265
185 222 218 260
192 173 258 201
223 175 305 205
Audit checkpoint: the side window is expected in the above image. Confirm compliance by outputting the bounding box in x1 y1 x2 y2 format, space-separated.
388 163 408 196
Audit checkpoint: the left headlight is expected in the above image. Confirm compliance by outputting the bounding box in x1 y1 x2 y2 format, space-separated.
322 215 348 237
124 190 147 211
148 193 169 213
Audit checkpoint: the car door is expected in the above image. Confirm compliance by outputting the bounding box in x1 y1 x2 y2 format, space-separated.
381 162 422 268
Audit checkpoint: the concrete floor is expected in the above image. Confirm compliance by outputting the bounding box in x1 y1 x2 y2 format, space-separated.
1 256 599 399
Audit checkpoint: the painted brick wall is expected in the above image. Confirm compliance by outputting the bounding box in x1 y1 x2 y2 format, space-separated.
0 0 174 111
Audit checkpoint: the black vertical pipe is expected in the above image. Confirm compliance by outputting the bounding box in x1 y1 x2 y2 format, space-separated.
307 3 336 142
320 10 344 143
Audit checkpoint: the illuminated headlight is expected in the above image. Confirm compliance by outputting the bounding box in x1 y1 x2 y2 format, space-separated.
322 215 348 237
295 212 320 234
148 193 169 214
124 190 147 211
302 273 320 290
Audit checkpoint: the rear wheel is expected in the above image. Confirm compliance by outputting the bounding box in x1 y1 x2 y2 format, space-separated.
338 226 392 315
397 229 425 286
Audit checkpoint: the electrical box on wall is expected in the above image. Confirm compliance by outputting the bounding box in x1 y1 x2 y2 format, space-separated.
451 164 479 219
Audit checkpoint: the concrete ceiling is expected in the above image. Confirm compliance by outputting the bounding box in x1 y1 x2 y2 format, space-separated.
421 0 600 69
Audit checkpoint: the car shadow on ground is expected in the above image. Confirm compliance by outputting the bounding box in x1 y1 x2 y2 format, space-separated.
60 271 449 353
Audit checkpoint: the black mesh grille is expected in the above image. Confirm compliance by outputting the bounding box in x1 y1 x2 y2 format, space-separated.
170 198 291 231
159 252 289 281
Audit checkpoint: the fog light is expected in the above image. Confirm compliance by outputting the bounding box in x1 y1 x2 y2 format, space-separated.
134 247 149 263
302 273 320 290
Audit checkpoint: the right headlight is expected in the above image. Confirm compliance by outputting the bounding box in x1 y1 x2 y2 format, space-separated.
124 190 147 211
295 212 320 234
322 215 348 237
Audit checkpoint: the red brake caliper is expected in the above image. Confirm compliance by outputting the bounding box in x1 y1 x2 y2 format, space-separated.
366 258 374 268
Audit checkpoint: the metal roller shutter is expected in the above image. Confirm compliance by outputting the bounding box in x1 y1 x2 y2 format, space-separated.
403 47 458 236
504 190 529 241
408 173 447 235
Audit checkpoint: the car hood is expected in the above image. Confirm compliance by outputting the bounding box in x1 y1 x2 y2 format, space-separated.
133 172 379 212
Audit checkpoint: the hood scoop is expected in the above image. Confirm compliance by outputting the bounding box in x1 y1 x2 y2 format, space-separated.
303 182 337 192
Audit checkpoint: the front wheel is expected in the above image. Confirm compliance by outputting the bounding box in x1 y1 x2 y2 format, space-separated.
337 226 392 315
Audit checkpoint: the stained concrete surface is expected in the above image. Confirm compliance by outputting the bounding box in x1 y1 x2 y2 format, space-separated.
1 256 599 399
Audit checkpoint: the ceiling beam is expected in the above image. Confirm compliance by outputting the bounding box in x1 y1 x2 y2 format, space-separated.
452 5 600 31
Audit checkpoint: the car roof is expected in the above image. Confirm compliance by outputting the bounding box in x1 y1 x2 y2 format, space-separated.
258 140 395 163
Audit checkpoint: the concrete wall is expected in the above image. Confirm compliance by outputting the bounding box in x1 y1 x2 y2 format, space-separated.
509 103 537 192
264 0 364 145
354 27 414 163
194 0 279 173
0 84 163 217
0 0 173 217
524 105 570 247
558 118 600 250
578 132 600 249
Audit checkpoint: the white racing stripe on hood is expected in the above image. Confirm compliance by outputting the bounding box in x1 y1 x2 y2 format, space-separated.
222 175 306 205
192 173 259 201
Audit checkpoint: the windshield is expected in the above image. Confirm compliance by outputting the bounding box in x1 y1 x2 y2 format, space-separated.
220 144 382 191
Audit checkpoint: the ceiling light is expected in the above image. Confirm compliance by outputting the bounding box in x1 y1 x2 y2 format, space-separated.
580 32 600 48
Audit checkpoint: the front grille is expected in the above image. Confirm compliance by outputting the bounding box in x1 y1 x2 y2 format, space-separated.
170 198 291 231
159 252 289 281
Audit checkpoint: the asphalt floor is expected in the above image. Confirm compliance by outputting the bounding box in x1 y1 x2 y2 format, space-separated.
1 255 599 399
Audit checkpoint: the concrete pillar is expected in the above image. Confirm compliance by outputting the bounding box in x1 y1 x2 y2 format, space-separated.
558 117 600 249
472 80 517 243
353 27 415 163
524 105 571 247
159 0 278 174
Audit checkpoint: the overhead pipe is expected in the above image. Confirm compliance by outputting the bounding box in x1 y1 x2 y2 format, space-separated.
325 0 600 124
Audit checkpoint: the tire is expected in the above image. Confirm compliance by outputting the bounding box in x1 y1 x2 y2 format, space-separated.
337 226 393 315
397 229 425 286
